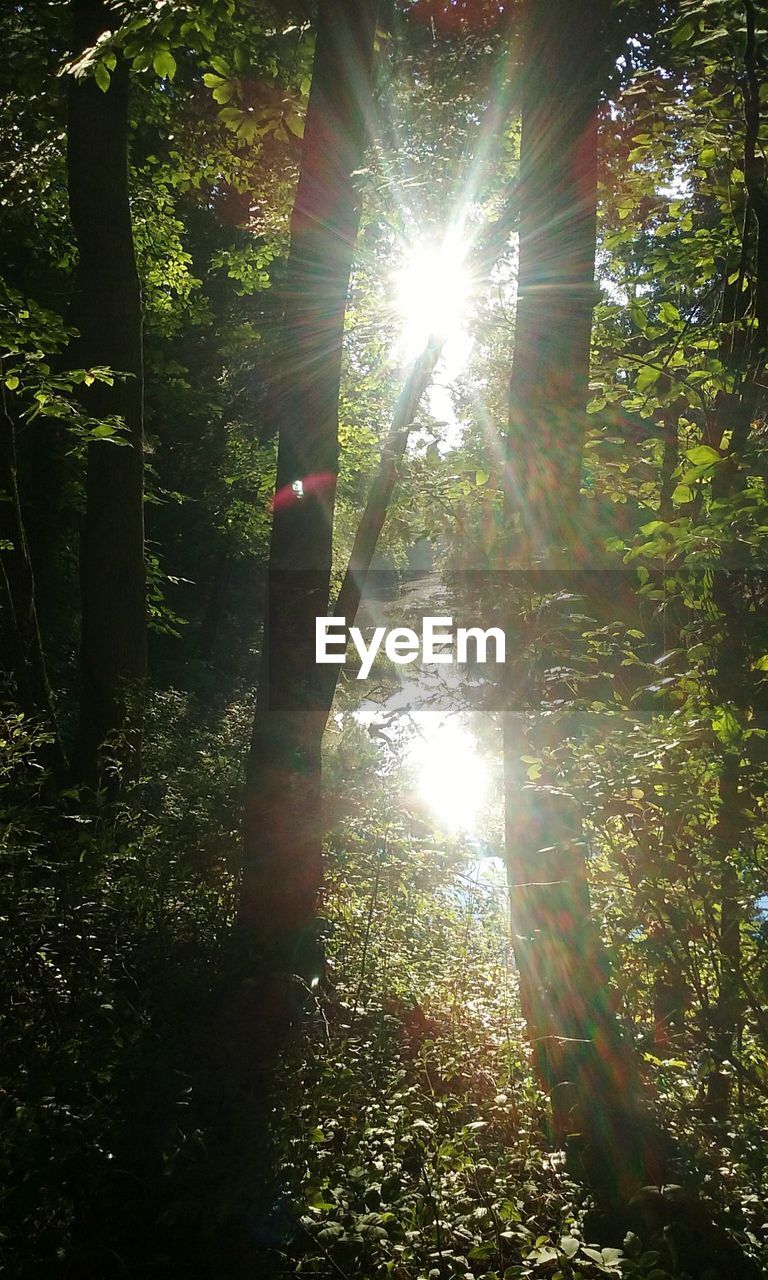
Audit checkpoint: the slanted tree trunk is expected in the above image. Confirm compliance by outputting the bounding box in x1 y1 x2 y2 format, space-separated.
240 0 379 977
502 0 656 1197
67 0 146 788
0 400 64 770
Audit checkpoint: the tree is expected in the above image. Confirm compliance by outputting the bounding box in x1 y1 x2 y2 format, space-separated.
0 396 62 766
502 0 656 1195
67 0 146 787
240 0 380 979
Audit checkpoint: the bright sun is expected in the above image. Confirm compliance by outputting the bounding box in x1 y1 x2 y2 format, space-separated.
408 717 489 834
394 238 473 363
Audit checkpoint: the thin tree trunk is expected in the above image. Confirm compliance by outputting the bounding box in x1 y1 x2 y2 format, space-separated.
744 0 768 358
240 0 379 969
0 399 64 770
198 548 232 661
502 0 656 1197
67 0 146 788
658 409 679 522
705 750 744 1120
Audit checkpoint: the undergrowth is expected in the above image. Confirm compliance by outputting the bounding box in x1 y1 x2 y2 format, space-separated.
2 699 768 1279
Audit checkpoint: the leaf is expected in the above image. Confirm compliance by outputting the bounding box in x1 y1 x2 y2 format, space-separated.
560 1236 580 1258
528 1245 558 1265
684 444 720 466
636 364 661 393
236 117 262 142
469 1242 496 1261
600 1247 623 1266
712 705 740 746
475 470 490 486
307 1189 335 1211
152 47 177 80
671 19 695 46
658 301 680 325
94 60 111 92
630 302 647 330
4 375 19 391
317 1222 344 1242
671 483 693 504
219 107 244 124
90 424 126 443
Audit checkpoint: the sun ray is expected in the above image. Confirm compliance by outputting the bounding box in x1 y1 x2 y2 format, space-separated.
407 716 489 834
393 233 474 365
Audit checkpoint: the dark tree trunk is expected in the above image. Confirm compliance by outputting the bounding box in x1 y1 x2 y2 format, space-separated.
0 400 64 770
744 0 768 358
198 548 232 662
67 0 146 788
240 0 379 970
502 0 656 1198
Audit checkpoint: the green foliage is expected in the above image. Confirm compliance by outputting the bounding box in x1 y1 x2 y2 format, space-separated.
0 285 126 444
4 0 768 1277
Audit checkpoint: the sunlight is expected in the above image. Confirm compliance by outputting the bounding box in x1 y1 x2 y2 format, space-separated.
393 235 474 366
408 717 489 834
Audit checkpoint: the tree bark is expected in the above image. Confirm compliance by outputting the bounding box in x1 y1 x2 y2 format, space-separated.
240 0 379 969
198 548 232 662
744 0 768 358
502 0 656 1197
506 0 602 561
67 0 146 788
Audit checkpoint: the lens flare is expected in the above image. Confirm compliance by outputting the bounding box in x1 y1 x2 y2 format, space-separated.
408 718 489 833
393 237 473 363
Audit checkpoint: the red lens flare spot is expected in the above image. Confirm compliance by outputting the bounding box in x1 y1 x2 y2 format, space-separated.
273 471 336 510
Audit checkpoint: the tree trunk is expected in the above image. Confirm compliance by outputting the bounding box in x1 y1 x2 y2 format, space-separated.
67 0 146 788
744 0 768 359
506 0 602 561
240 0 379 971
0 400 64 770
198 548 232 662
502 0 656 1197
700 43 768 1101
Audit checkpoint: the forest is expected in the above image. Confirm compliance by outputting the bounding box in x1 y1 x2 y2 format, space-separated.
3 0 768 1276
